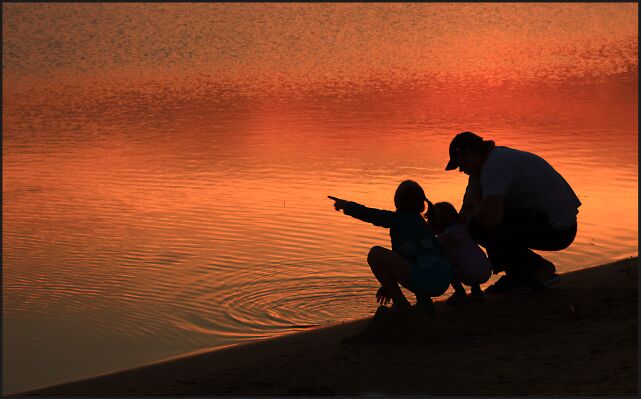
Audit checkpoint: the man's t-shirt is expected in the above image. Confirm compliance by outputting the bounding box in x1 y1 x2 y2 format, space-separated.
467 146 581 229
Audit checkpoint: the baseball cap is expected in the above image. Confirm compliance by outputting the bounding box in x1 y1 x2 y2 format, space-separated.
445 131 484 171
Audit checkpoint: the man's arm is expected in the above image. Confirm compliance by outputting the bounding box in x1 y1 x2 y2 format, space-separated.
474 195 506 231
459 177 481 222
459 195 476 222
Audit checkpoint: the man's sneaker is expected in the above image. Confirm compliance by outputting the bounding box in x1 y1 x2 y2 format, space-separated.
529 273 561 291
513 273 562 294
542 273 561 288
527 259 560 291
530 259 556 283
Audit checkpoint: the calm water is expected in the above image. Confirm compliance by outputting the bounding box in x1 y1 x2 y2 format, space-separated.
3 3 638 394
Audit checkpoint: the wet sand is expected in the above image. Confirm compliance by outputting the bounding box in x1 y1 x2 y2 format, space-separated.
17 257 638 396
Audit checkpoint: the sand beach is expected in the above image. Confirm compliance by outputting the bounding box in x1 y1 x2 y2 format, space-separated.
16 257 637 396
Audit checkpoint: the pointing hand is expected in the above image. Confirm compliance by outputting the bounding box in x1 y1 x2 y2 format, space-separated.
328 195 348 211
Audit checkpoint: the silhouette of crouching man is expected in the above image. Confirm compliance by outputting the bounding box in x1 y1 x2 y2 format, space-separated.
445 132 581 293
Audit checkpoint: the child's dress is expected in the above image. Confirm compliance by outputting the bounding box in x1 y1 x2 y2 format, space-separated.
436 222 492 285
341 201 452 298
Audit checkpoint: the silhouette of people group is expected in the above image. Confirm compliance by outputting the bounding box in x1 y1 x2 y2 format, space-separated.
329 131 581 312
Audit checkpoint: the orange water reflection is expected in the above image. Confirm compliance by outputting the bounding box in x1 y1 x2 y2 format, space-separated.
4 76 637 285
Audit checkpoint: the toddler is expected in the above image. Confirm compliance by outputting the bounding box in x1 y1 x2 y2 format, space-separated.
426 201 492 304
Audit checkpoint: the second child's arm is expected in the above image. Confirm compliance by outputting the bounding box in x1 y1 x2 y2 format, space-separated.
328 196 395 228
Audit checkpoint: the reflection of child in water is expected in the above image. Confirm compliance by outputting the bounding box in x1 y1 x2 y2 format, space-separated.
426 201 492 304
329 180 452 313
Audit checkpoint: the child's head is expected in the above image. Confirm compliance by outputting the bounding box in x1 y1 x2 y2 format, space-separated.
426 201 459 234
394 180 426 213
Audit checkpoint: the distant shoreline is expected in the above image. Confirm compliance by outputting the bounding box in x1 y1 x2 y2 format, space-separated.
14 256 638 396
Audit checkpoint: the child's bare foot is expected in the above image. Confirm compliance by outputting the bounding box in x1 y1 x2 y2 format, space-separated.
413 300 436 315
446 291 470 305
470 285 484 302
470 290 484 302
390 300 412 313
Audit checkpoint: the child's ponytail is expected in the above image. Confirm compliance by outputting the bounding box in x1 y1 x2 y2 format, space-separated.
425 198 437 224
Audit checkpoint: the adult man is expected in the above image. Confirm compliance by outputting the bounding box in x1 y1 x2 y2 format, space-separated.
445 131 581 293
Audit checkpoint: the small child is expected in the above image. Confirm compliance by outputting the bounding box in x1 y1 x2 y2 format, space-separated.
329 180 452 313
425 201 492 304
